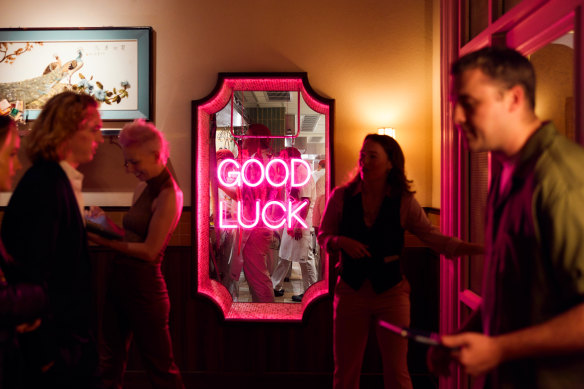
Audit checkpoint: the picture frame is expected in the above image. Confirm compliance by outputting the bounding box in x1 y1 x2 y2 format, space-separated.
0 27 153 121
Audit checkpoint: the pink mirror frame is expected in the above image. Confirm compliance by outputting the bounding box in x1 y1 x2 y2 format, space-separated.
192 73 335 321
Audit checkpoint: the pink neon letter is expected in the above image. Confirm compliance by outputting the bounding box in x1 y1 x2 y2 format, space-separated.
265 158 289 187
217 158 240 187
219 200 238 229
288 200 308 229
261 201 287 229
290 158 311 187
237 200 260 228
241 159 265 187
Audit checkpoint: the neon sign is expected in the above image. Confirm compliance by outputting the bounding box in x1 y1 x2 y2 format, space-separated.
217 157 312 230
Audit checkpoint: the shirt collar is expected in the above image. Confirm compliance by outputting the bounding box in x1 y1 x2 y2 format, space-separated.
513 121 557 180
59 160 84 184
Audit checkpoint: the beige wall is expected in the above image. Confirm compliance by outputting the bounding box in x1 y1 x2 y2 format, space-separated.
1 0 440 207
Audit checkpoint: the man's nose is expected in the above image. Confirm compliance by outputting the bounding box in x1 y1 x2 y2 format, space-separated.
453 104 465 125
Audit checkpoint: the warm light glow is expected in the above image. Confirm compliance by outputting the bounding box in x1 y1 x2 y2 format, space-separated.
378 127 396 138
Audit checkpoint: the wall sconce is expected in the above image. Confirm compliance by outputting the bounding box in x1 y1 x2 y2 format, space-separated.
377 127 396 138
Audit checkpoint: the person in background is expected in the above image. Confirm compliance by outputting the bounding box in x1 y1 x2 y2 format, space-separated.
87 119 184 389
429 47 584 388
0 116 48 389
271 147 317 302
1 91 104 388
318 133 483 389
312 159 326 185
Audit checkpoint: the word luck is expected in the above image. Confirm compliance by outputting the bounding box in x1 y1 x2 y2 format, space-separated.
217 158 312 230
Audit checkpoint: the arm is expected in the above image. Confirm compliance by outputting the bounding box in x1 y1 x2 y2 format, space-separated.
440 184 584 376
317 187 371 258
403 195 483 257
86 206 125 237
0 279 47 323
90 184 183 263
441 303 584 376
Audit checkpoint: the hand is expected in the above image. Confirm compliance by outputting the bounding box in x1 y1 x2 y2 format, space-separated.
455 242 485 257
441 332 503 377
427 344 455 376
337 236 371 258
87 231 109 246
86 205 105 219
16 318 42 333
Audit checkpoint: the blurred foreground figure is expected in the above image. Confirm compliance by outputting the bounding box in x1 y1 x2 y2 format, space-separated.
429 47 584 388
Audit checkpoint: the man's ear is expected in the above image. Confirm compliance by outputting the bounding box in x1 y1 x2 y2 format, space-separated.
154 150 161 162
507 84 525 112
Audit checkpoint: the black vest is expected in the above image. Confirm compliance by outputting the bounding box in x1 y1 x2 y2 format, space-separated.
339 188 404 293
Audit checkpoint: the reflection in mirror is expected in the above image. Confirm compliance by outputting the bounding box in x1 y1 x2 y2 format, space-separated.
530 31 574 140
212 91 326 304
193 74 334 320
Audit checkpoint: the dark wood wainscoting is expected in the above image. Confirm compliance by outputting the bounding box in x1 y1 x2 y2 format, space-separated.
90 246 439 389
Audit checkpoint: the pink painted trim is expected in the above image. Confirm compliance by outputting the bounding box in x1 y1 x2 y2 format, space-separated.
460 289 482 311
509 11 575 54
195 74 332 321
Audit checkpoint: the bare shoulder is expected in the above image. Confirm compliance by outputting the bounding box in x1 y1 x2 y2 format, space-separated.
158 179 184 209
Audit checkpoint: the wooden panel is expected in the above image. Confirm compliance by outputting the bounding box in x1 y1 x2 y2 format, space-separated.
90 245 440 388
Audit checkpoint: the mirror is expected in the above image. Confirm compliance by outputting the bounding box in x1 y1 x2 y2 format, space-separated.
192 73 334 320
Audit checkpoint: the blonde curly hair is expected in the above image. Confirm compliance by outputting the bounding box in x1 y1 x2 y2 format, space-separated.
27 91 98 163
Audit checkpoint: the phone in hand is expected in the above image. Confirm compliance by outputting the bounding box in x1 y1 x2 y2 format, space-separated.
378 319 443 347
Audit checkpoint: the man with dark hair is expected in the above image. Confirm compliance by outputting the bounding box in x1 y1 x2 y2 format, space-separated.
430 46 584 387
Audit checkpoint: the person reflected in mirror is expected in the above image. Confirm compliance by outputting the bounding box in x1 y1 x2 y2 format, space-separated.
312 160 326 279
213 148 239 300
318 133 483 389
0 116 48 389
225 123 278 303
87 119 184 389
1 91 104 388
428 47 584 388
312 158 326 184
271 147 317 302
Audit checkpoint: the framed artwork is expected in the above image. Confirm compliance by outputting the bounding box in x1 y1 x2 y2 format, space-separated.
0 27 152 121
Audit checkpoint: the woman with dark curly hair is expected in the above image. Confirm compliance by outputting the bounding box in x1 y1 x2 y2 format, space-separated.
318 134 482 389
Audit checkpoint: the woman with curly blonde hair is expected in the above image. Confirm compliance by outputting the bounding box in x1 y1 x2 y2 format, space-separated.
2 91 104 388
